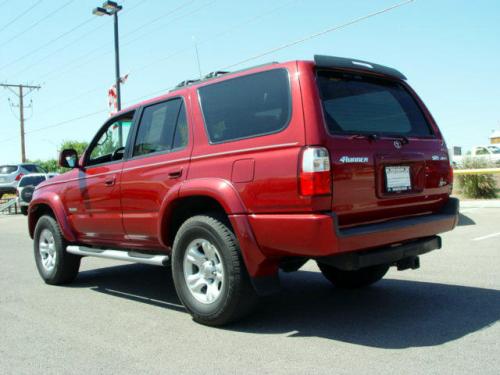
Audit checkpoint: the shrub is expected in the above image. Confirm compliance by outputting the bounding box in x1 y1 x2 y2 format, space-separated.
455 157 497 199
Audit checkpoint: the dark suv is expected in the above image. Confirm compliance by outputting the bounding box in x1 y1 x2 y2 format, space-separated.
28 56 458 326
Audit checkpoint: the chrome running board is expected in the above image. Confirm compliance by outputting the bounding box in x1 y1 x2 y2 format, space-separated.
66 246 169 266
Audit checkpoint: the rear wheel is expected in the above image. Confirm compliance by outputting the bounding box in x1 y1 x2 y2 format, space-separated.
34 215 81 285
172 214 257 326
317 262 389 289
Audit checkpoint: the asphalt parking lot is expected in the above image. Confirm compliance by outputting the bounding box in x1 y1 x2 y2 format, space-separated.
0 208 499 375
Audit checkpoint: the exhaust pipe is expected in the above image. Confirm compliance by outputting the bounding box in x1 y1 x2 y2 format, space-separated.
66 246 169 266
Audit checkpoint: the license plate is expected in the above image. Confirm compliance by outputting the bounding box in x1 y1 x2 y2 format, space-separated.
385 166 411 192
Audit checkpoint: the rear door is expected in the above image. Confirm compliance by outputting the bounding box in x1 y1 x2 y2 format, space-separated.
120 97 192 248
316 70 452 228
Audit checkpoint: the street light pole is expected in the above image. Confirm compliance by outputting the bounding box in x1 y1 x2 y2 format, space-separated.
113 10 121 112
93 1 123 144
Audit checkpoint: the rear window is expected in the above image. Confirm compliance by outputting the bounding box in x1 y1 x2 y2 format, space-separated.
19 176 46 187
198 69 291 143
0 165 17 174
23 164 46 173
316 71 432 137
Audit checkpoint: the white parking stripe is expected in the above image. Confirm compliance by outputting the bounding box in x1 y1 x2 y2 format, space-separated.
472 232 500 241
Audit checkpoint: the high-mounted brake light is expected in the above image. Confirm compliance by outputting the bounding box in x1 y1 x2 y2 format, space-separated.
15 173 24 181
299 147 331 196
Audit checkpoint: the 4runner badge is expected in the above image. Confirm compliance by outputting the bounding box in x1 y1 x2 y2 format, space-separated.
339 156 369 163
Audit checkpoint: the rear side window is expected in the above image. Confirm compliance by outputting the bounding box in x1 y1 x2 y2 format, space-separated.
19 176 46 187
317 71 432 137
198 69 291 143
0 165 17 174
133 98 187 157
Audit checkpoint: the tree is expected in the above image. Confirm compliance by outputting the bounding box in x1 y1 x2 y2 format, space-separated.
27 139 89 173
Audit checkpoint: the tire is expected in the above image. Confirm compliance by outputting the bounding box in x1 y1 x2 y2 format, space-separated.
317 262 389 289
34 215 81 285
172 214 258 326
20 206 28 216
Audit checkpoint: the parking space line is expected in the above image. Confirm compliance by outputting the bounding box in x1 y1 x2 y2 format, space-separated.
472 232 500 241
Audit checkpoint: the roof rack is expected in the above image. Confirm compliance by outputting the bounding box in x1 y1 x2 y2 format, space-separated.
174 79 201 89
203 71 229 79
314 55 407 80
168 61 279 93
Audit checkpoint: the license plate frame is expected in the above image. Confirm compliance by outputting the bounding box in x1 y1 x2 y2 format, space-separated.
385 165 412 193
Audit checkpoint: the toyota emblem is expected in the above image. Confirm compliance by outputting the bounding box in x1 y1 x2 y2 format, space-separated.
393 140 402 149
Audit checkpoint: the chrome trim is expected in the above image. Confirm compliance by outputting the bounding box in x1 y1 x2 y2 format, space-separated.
66 246 169 266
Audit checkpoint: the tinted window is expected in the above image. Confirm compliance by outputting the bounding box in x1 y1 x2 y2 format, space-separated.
198 69 291 143
19 176 46 187
134 98 185 156
0 165 17 174
317 71 432 137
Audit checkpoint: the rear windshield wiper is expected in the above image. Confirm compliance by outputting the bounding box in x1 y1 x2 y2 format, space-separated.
349 133 379 142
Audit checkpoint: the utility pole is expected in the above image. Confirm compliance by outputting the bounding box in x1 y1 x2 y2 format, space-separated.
1 83 41 162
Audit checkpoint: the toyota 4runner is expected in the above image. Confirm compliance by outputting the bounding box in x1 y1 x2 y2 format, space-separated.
28 55 458 326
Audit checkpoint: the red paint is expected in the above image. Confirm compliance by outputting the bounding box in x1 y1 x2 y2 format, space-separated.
29 59 457 279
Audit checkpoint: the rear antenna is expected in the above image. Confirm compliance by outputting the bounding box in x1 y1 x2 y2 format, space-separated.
192 36 202 79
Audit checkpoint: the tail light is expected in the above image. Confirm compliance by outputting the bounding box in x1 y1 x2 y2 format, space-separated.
15 173 24 181
299 147 331 196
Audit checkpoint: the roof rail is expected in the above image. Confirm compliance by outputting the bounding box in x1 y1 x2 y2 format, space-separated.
174 79 201 89
204 71 229 79
314 55 407 80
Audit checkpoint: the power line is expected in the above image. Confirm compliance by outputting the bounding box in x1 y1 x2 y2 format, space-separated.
0 0 76 48
223 0 414 70
0 16 98 71
0 0 44 34
2 0 414 145
32 0 294 116
11 0 188 81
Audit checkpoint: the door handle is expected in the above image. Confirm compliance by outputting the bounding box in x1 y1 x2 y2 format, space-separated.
104 176 116 186
168 169 183 179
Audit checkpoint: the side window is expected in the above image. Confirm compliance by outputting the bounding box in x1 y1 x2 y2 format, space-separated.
133 98 186 157
87 114 133 166
198 69 291 143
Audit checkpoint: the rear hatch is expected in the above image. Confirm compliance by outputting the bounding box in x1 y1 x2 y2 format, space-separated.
316 69 452 228
0 165 18 185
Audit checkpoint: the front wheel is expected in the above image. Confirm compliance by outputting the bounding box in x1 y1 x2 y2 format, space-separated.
20 206 28 216
34 215 81 285
317 262 389 289
172 214 257 326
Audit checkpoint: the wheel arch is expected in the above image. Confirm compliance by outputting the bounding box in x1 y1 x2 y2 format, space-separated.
29 193 76 242
158 178 246 248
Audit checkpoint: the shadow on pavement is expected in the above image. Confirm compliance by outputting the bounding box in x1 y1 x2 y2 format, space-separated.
457 213 476 226
72 263 500 349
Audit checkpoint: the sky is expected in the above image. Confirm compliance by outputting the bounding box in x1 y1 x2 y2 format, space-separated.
0 0 499 164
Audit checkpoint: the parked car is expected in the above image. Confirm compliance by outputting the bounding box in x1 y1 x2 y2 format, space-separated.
28 55 458 326
17 173 58 215
449 145 500 167
0 164 46 199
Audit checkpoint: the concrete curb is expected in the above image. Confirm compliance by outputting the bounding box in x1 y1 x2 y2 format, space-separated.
458 199 500 208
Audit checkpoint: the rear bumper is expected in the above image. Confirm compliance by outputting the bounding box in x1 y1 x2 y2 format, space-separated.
0 186 16 194
247 197 459 258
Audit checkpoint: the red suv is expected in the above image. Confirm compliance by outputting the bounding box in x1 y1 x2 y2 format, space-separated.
28 55 458 326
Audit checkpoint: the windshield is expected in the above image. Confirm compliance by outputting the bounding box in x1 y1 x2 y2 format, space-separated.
487 146 500 154
0 165 17 174
316 71 433 137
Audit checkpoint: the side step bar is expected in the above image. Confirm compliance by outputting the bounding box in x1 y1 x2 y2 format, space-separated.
66 246 169 266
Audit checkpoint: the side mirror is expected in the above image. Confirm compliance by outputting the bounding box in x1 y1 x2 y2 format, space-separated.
59 149 80 169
